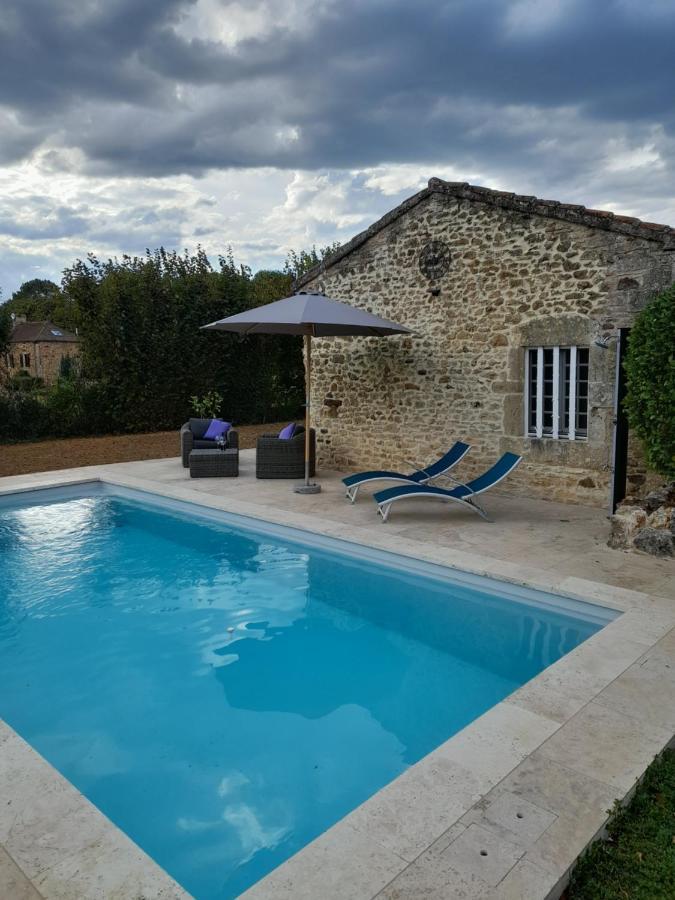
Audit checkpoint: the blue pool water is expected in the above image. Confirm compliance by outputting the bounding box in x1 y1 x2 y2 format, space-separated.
0 485 614 899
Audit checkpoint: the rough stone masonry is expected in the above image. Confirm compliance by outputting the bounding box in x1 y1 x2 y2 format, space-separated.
298 179 675 507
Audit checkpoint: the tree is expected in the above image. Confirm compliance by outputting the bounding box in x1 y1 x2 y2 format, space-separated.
2 278 79 331
0 286 11 388
0 304 11 358
283 243 341 281
624 284 675 479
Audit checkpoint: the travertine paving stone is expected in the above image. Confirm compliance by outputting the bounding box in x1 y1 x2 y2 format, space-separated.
375 845 492 899
0 728 86 849
345 756 484 861
435 703 559 786
595 642 675 730
538 701 673 791
507 675 593 724
508 629 650 723
240 820 408 900
0 847 42 900
655 625 675 656
5 798 113 882
492 858 560 900
521 811 610 883
492 751 618 825
600 606 674 645
461 791 557 848
439 823 523 888
33 826 190 900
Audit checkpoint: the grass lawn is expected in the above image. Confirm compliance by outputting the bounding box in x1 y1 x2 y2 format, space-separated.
567 749 675 900
0 423 286 477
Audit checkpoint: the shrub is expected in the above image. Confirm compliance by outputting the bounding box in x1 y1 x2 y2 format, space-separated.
43 379 84 437
190 391 224 419
0 391 51 441
59 354 78 379
624 285 675 479
9 371 44 392
0 378 112 442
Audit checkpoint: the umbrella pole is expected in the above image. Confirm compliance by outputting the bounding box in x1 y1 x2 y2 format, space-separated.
294 331 321 494
305 332 311 485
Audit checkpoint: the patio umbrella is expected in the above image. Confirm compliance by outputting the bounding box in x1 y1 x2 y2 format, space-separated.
201 292 410 493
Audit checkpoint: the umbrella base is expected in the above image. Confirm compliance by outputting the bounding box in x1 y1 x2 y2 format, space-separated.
293 483 322 495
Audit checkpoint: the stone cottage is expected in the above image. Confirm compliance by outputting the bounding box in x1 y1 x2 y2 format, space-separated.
297 179 675 508
4 317 80 385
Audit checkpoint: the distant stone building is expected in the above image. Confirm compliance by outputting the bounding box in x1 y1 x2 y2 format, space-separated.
4 317 80 385
298 179 675 508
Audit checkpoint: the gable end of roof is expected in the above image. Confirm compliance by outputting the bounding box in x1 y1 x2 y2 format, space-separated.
296 178 675 287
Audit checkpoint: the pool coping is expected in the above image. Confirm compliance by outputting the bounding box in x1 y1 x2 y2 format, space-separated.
0 466 673 900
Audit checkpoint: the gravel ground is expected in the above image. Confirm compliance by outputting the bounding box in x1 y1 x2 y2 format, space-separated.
0 423 287 477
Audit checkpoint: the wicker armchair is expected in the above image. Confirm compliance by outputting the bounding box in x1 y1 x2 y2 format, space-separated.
180 418 239 467
256 426 316 479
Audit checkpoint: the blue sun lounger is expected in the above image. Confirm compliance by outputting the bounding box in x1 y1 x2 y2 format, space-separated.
373 452 522 522
342 441 471 502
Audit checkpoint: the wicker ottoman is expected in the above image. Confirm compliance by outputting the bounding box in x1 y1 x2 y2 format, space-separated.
189 449 239 478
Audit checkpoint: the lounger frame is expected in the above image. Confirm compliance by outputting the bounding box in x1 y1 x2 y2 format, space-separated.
344 442 471 503
375 455 522 523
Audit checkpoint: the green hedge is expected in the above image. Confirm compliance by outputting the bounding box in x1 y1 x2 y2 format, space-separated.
624 284 675 479
0 249 305 442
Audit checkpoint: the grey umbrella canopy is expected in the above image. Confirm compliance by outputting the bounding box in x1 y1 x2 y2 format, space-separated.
201 292 410 492
201 291 410 337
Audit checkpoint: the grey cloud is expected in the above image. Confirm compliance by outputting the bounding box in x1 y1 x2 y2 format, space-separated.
0 194 190 244
0 246 67 299
0 205 88 240
236 239 287 253
0 0 673 176
82 202 191 247
0 0 180 110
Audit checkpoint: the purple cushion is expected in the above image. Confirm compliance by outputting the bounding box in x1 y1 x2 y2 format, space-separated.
203 419 231 440
278 422 296 440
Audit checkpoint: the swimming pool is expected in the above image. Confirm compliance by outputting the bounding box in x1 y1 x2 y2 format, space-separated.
0 483 616 899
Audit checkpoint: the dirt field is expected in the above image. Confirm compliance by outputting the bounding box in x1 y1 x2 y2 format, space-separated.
0 423 287 477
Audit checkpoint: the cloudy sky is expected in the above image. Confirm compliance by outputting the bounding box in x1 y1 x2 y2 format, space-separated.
1 0 673 296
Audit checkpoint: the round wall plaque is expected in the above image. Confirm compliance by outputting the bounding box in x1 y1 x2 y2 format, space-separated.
419 240 451 280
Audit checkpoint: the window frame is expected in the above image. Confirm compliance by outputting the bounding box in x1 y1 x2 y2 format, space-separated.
524 345 589 441
19 351 31 369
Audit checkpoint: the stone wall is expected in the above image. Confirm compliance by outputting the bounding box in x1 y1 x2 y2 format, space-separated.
5 341 80 385
302 189 674 507
6 341 36 377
